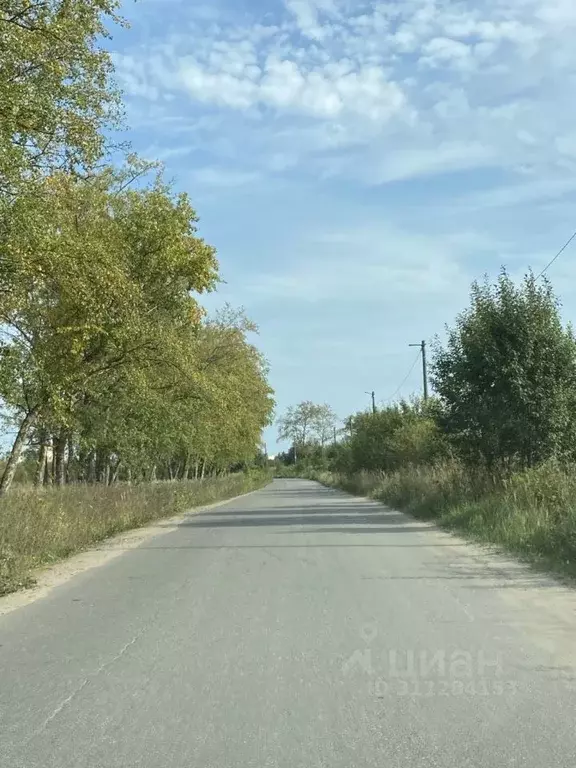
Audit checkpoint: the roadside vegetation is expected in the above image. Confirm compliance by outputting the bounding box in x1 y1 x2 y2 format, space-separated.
276 272 576 579
0 2 274 593
0 471 270 596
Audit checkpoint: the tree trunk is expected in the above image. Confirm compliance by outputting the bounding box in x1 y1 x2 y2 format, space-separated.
150 465 157 482
44 437 54 486
43 451 53 485
66 434 74 483
200 460 206 479
87 451 97 484
51 440 56 484
54 429 67 487
35 429 49 487
111 460 122 484
0 408 39 496
35 448 47 487
77 449 88 483
95 451 108 484
194 461 199 480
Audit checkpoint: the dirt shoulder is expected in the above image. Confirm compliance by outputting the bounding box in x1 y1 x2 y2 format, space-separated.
0 490 257 618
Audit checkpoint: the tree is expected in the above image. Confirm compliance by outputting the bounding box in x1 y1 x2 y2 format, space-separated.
277 401 338 453
14 303 275 488
277 401 321 448
314 404 338 447
0 0 124 191
0 161 220 493
432 270 576 471
276 401 339 466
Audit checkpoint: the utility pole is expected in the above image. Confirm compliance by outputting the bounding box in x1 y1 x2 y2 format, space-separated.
365 390 377 414
345 416 354 438
409 340 429 401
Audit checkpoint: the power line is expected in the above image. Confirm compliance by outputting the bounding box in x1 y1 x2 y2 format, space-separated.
536 228 576 280
384 349 422 403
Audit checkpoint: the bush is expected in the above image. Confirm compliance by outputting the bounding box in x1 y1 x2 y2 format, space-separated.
388 418 450 468
433 271 576 471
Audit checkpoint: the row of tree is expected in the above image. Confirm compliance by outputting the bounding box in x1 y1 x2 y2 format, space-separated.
278 271 576 476
0 2 274 493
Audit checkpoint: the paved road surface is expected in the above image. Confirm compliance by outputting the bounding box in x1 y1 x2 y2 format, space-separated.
2 479 576 767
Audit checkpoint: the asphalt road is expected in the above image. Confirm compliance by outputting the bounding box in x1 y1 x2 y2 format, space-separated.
2 478 576 767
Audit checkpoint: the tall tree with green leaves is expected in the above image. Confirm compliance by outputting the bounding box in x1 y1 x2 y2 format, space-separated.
0 162 220 493
277 401 339 457
0 0 124 190
432 270 576 471
277 401 320 449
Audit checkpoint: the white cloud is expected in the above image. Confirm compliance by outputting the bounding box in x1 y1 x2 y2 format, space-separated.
420 37 473 70
171 46 408 121
284 0 340 40
179 59 258 109
116 0 576 195
116 0 576 443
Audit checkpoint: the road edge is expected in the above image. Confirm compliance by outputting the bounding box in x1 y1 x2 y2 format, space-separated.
0 487 263 619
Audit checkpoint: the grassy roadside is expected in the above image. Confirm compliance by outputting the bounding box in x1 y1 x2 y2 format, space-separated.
304 462 576 580
0 471 271 596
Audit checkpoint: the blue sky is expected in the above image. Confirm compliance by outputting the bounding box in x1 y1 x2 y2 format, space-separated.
111 0 576 452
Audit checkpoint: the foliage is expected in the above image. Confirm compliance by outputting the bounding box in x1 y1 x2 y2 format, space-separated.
432 270 576 471
0 0 124 191
277 401 338 449
347 407 405 472
343 398 447 473
0 0 274 601
276 397 446 474
0 163 274 493
387 416 449 468
1 161 217 411
0 470 272 595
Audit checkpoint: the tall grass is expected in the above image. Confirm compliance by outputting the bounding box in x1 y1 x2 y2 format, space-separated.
307 461 576 578
0 471 271 596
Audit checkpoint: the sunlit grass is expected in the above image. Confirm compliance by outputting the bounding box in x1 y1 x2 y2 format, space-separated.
307 461 576 578
0 471 271 596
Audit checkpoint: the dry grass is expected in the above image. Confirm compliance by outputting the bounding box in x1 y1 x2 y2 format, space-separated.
0 471 271 596
307 461 576 578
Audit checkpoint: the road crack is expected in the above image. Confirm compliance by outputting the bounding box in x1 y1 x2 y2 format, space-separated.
34 631 143 736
